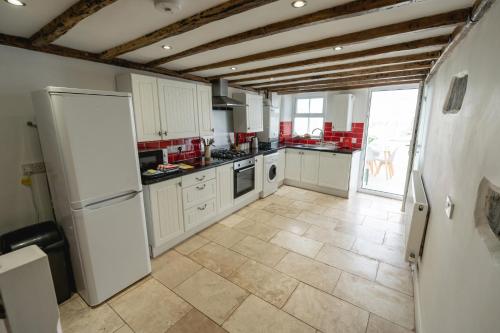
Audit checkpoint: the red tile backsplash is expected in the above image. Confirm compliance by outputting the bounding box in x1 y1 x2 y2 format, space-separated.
235 132 257 144
138 137 202 163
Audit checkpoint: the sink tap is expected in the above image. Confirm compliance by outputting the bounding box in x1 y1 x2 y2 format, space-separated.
312 128 324 145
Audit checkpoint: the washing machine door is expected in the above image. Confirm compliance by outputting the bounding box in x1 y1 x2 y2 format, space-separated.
268 163 278 182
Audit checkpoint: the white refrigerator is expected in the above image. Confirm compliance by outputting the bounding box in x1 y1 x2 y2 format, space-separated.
32 87 151 306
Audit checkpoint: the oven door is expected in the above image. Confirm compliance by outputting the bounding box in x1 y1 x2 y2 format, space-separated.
234 165 255 199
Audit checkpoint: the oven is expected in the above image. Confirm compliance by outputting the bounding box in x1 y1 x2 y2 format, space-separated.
138 149 167 172
233 157 255 199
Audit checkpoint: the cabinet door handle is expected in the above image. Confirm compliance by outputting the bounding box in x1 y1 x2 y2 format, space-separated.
198 204 207 211
158 131 162 136
196 184 206 190
195 175 206 181
211 128 215 132
164 131 168 136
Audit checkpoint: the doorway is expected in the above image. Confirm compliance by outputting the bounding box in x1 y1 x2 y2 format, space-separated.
360 88 420 198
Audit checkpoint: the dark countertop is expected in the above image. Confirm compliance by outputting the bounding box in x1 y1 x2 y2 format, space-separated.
142 145 359 185
279 143 360 154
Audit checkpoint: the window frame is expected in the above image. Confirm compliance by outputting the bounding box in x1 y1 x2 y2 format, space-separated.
292 93 327 137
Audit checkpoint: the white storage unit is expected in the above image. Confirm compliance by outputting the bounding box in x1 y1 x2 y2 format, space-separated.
328 93 354 131
285 149 302 182
300 150 320 185
318 152 352 191
217 163 234 213
233 93 264 133
255 154 264 193
277 149 286 184
181 169 217 231
196 84 215 136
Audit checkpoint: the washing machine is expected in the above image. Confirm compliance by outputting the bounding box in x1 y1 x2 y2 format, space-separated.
261 152 279 198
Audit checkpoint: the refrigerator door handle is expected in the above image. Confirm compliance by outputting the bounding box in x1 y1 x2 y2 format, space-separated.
84 191 141 210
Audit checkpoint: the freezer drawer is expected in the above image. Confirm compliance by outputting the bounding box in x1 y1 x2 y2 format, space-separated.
72 192 150 306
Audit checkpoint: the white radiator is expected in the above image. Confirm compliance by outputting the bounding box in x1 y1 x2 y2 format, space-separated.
404 171 429 262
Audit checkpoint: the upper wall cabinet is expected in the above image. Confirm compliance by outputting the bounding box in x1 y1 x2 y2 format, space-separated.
329 93 354 132
233 93 264 133
116 73 162 141
196 84 214 137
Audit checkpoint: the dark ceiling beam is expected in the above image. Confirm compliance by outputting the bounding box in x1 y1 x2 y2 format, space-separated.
262 70 429 91
146 0 417 67
231 51 439 84
99 0 278 60
276 79 423 94
249 60 432 87
30 0 119 47
272 77 425 92
180 8 470 73
207 35 449 80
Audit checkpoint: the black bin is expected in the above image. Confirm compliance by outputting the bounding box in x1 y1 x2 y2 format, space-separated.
0 221 74 304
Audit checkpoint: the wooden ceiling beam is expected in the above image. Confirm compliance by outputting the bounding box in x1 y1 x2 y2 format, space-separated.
249 60 432 88
231 51 439 84
272 77 425 92
99 0 277 60
207 35 449 79
262 70 429 91
180 8 470 73
276 79 423 95
146 0 417 67
30 0 119 47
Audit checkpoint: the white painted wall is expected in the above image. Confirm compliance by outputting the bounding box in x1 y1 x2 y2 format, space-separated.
417 2 500 332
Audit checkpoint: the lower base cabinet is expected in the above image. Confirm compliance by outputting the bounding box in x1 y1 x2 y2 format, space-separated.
318 152 351 191
184 198 217 231
217 163 234 212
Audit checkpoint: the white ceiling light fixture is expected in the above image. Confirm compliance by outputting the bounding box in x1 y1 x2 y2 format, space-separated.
230 67 237 71
154 0 181 14
4 0 26 6
162 45 172 50
334 46 343 51
291 0 307 8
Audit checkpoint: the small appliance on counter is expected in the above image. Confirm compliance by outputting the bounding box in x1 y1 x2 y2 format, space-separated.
139 149 181 182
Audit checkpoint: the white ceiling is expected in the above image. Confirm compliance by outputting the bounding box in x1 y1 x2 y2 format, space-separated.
0 0 475 82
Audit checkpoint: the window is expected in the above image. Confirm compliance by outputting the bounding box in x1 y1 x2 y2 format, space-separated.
293 96 325 136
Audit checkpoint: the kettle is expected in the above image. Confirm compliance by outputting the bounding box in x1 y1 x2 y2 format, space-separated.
251 136 259 150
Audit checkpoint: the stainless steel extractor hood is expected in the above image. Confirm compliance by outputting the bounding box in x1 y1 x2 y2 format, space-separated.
211 79 245 107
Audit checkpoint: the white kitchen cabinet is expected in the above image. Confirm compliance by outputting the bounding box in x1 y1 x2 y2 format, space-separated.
197 84 214 137
233 93 264 133
144 178 184 253
184 199 217 231
328 93 354 131
318 152 351 191
116 73 161 141
158 78 199 139
285 149 302 182
255 154 263 193
277 149 286 183
182 179 217 209
216 164 234 213
300 150 320 185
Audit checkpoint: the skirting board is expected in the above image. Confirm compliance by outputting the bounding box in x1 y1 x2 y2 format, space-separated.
283 179 349 198
412 260 424 333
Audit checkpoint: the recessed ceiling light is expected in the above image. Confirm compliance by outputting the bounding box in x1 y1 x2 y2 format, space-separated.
230 67 237 71
270 78 274 81
334 46 343 51
4 0 25 6
291 0 307 8
162 45 172 50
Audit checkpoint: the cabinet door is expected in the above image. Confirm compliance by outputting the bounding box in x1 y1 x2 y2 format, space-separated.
249 94 263 132
255 154 263 192
318 153 351 191
285 149 301 182
197 84 214 137
277 149 286 182
330 94 354 132
217 164 234 212
158 79 199 139
300 150 320 185
149 179 184 246
130 75 161 141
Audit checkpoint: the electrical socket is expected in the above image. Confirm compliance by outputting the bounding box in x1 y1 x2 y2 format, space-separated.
22 162 46 175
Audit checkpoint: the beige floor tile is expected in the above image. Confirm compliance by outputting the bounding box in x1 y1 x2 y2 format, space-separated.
275 252 341 293
333 273 414 330
290 200 327 214
376 263 413 296
231 236 288 267
152 250 202 289
334 223 385 244
59 295 123 333
229 260 298 308
352 207 388 220
219 214 246 227
166 309 227 333
264 203 302 218
283 190 317 202
199 224 247 248
244 209 275 223
283 284 369 333
304 225 356 250
366 314 413 333
263 214 311 235
175 235 210 255
233 218 280 241
387 212 404 224
315 245 378 280
266 194 296 206
110 279 192 333
352 239 408 269
174 269 248 325
295 211 338 230
322 208 365 224
189 242 247 278
383 232 405 249
363 217 404 234
248 199 273 209
223 295 314 333
114 324 134 333
271 230 323 258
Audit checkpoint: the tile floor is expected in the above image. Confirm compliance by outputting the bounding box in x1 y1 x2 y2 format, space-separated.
60 185 415 333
